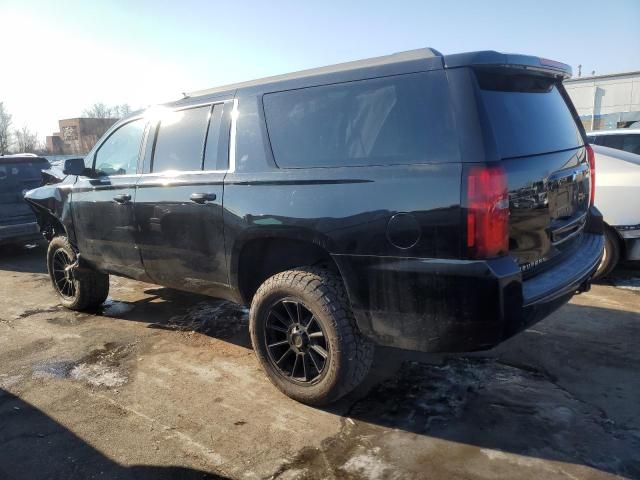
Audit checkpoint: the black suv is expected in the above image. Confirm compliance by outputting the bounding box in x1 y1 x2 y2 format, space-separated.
1 154 49 246
26 48 604 405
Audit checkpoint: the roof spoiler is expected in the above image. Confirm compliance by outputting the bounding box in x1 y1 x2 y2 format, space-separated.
443 51 572 79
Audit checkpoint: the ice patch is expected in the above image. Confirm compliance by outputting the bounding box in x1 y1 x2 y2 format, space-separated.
101 299 135 317
612 277 640 292
70 363 127 387
342 451 399 480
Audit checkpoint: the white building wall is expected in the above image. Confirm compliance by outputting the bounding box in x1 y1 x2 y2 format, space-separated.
564 72 640 129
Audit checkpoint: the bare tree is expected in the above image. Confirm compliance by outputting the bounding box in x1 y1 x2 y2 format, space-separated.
82 102 132 119
0 102 12 155
113 104 132 118
83 102 114 119
13 126 39 153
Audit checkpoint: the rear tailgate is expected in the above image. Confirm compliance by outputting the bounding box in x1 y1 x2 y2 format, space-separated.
0 158 49 226
474 68 590 275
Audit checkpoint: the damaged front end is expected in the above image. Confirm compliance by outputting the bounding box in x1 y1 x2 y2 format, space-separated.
23 177 75 243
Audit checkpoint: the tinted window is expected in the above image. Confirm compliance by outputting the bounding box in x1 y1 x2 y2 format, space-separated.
263 71 457 168
622 134 640 155
152 106 211 172
95 119 145 176
477 71 582 158
600 135 624 150
0 160 48 194
203 104 225 170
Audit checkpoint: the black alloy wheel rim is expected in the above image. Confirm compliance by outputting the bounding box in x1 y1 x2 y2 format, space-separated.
264 299 329 385
52 249 76 299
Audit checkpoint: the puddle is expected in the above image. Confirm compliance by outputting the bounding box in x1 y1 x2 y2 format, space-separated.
33 361 73 379
17 305 63 319
47 316 84 326
31 342 136 388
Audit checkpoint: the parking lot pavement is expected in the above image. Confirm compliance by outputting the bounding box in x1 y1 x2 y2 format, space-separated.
0 244 638 480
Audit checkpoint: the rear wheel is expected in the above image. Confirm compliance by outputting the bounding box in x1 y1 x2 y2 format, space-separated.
249 267 374 405
594 227 621 280
47 236 109 310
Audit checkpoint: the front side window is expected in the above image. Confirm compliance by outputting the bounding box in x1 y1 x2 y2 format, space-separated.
94 119 145 176
152 106 211 172
263 71 457 168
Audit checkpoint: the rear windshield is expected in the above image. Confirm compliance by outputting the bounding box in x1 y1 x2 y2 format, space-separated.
476 70 583 159
0 160 47 189
263 71 458 168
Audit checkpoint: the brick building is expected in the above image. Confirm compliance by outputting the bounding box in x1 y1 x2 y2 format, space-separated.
46 118 117 155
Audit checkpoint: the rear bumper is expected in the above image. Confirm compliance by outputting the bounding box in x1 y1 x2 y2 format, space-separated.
333 213 604 353
0 222 40 245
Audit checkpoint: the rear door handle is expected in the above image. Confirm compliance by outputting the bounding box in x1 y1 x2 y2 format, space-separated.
190 192 217 204
113 194 131 204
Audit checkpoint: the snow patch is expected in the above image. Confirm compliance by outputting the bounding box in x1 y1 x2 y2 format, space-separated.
342 451 399 480
70 363 127 387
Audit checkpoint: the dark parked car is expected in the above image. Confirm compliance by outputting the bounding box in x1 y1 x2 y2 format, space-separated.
25 48 604 405
0 154 49 247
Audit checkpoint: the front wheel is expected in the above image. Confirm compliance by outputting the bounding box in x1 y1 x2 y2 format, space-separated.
47 236 109 310
249 267 374 406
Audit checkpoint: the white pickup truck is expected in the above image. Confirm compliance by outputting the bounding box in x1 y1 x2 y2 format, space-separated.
593 144 640 278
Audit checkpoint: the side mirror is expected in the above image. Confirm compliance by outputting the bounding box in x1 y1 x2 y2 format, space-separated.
62 158 86 176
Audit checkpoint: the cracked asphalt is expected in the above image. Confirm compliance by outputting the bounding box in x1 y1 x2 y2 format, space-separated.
0 243 639 479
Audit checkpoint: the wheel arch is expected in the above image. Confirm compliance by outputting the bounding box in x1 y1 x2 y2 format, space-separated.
24 184 75 243
231 231 341 305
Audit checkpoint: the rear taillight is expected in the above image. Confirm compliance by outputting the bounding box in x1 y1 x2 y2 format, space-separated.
465 165 509 259
586 143 596 206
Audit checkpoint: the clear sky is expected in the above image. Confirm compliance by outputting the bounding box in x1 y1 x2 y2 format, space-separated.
1 0 639 140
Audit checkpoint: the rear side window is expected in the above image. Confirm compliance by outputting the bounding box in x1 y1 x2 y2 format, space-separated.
476 70 582 158
203 104 226 170
152 106 211 172
622 134 640 155
263 71 457 168
599 135 623 150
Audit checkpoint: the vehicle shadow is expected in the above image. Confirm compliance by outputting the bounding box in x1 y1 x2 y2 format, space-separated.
100 285 640 477
4 245 639 476
0 388 226 480
0 242 47 274
99 287 251 349
327 302 640 478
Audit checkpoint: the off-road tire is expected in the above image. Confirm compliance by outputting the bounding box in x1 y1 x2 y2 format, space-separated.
47 236 109 310
594 227 621 280
250 267 374 405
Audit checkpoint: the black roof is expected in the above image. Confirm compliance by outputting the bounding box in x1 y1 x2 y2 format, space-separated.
162 48 570 109
185 48 443 99
0 154 48 164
